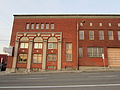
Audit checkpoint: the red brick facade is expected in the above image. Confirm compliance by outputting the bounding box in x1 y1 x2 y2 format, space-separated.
7 14 120 72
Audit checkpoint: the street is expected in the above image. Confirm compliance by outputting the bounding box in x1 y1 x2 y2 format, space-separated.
0 71 120 90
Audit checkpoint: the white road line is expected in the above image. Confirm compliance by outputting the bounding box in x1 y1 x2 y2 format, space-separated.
89 75 118 78
1 84 120 88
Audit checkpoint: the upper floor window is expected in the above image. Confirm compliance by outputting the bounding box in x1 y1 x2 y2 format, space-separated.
118 23 120 27
20 43 28 48
41 23 44 29
80 23 83 26
90 23 93 26
34 37 43 49
31 23 34 29
26 23 30 30
51 24 54 29
89 31 94 40
99 23 102 26
108 31 114 40
118 31 120 40
99 31 104 40
34 43 42 49
46 23 49 29
108 23 112 27
79 31 84 40
48 37 57 49
36 23 39 29
48 43 57 49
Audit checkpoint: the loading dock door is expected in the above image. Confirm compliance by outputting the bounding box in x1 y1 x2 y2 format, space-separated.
108 48 120 67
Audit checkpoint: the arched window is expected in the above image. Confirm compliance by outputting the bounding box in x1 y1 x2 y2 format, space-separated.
34 37 43 49
20 37 29 48
48 37 57 49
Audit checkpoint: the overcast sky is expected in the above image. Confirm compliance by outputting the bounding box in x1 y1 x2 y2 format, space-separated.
0 0 120 54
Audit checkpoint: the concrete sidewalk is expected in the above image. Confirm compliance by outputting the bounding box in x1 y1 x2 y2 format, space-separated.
1 67 120 75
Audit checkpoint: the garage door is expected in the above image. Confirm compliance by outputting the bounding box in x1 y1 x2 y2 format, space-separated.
108 48 120 67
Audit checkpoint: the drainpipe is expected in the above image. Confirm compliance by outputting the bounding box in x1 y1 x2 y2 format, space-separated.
77 21 79 70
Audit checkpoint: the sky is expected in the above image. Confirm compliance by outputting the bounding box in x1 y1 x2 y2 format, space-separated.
0 0 120 54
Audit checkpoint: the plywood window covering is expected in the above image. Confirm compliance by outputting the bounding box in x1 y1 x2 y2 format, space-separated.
33 54 42 63
99 30 104 40
66 43 72 61
88 47 104 57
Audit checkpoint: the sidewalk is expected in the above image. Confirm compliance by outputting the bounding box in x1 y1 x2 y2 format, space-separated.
1 67 120 75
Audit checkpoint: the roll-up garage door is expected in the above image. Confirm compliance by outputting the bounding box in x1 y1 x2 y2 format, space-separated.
108 48 120 67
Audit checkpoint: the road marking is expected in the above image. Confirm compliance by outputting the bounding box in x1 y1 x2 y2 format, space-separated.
1 84 120 88
89 75 118 78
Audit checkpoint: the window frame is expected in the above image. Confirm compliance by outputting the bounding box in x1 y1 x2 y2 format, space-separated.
108 31 114 40
47 54 57 61
89 31 94 40
26 23 30 30
99 30 104 40
32 54 42 64
20 43 29 48
34 43 43 49
18 54 28 63
36 23 39 29
66 43 72 61
79 31 84 40
88 47 104 58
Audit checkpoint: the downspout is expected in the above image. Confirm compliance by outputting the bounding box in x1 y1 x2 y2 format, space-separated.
77 21 79 70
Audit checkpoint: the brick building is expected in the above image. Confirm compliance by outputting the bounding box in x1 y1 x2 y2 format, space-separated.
6 14 120 72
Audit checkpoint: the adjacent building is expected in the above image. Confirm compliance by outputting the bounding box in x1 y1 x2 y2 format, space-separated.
6 14 120 72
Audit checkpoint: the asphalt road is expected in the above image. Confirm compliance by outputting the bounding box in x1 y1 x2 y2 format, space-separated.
0 71 120 90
